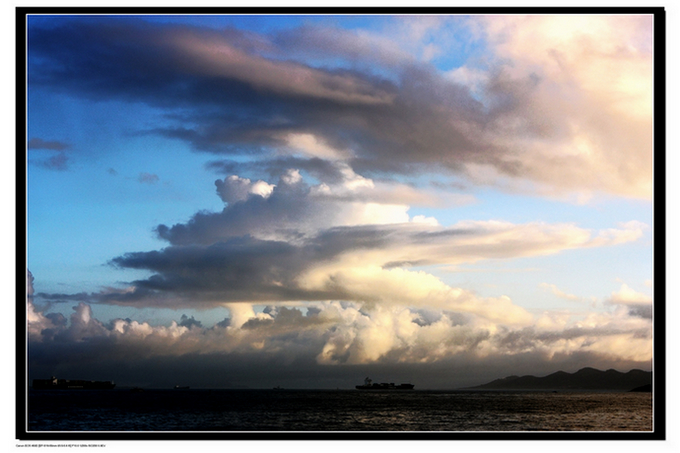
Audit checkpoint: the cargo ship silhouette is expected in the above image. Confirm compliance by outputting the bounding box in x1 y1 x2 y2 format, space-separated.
32 376 115 390
355 377 414 390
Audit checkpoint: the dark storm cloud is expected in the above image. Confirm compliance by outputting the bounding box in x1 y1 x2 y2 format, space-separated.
35 291 91 303
106 236 350 305
39 219 620 309
627 305 653 320
207 157 352 185
27 17 523 181
27 19 396 108
156 176 319 246
27 16 654 198
108 227 394 304
35 225 410 306
178 314 203 329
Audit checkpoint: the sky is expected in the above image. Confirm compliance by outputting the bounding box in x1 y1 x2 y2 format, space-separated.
24 12 657 390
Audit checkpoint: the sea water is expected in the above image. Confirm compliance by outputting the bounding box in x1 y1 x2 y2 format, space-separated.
26 388 653 432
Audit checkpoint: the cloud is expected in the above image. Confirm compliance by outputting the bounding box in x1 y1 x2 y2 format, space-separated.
178 314 203 329
215 175 275 204
48 211 639 324
466 15 653 199
28 138 70 151
26 293 652 388
104 223 636 308
41 153 70 171
209 158 465 208
31 163 644 322
540 283 582 301
606 283 653 319
25 15 654 390
156 168 415 245
138 172 160 184
27 270 35 299
607 283 652 305
27 16 653 198
271 23 415 69
28 138 71 170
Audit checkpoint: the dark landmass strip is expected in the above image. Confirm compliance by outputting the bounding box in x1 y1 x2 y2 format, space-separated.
629 384 652 392
468 367 652 391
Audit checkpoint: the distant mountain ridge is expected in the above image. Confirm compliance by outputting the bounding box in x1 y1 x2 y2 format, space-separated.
469 367 652 391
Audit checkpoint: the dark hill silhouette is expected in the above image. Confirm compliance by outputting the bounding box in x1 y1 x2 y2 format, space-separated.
469 367 651 391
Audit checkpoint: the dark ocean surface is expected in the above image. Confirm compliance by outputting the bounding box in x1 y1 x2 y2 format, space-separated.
26 388 653 432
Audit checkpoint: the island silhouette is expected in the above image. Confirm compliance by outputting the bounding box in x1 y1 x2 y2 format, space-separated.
468 367 652 391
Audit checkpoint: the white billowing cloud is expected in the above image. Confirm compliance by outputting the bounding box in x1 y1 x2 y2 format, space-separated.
331 202 410 227
27 270 64 339
280 168 302 185
308 162 463 213
559 309 651 362
197 167 646 251
27 301 54 339
335 163 374 191
534 311 573 331
114 190 646 311
66 302 111 340
278 165 416 230
281 132 352 160
27 298 652 368
411 215 439 226
280 220 643 322
318 303 407 364
481 15 652 117
588 221 648 247
224 303 270 330
467 14 653 199
540 283 581 301
608 283 653 306
215 175 275 204
297 261 533 326
445 66 489 95
250 180 275 198
162 168 433 245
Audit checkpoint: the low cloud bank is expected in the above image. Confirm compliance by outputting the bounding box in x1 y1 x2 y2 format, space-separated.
27 286 652 389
